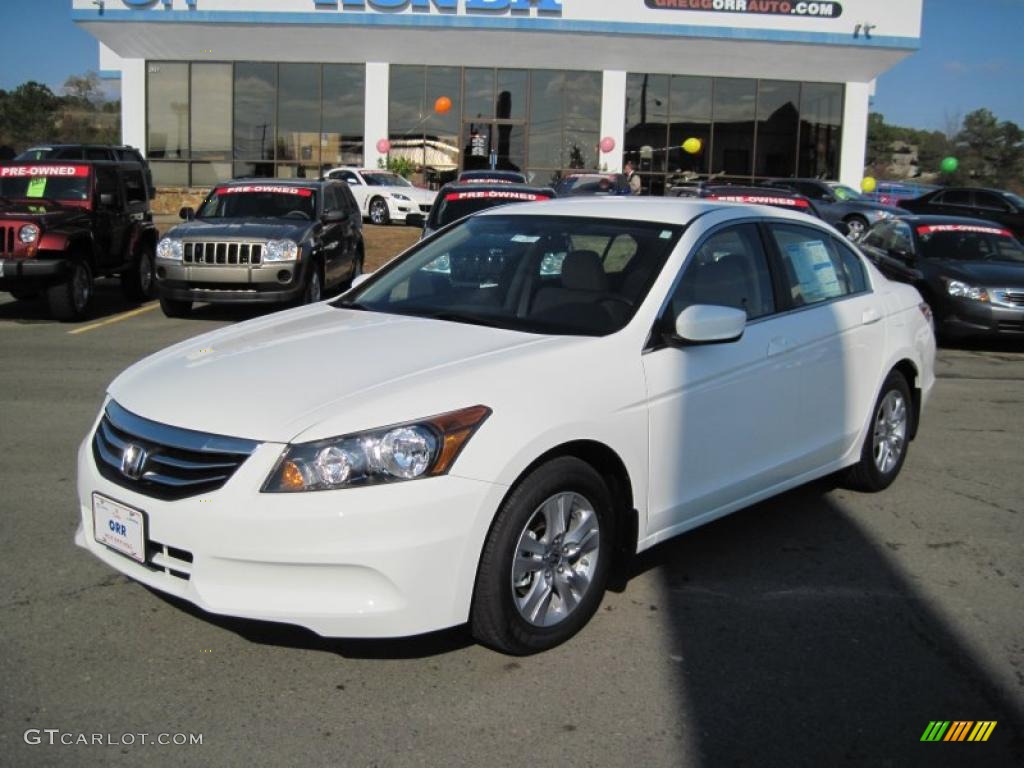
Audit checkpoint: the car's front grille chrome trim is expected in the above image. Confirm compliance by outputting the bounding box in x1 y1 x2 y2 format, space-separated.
183 241 263 266
93 400 259 501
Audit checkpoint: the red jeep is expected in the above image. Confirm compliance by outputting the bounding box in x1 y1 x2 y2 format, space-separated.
0 161 158 320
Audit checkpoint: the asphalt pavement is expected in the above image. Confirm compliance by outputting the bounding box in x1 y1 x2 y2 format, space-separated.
0 284 1021 768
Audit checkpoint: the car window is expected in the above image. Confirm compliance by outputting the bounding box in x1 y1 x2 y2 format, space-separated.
974 191 1011 212
323 185 341 212
121 170 147 205
935 189 971 206
85 148 110 161
338 183 358 214
830 237 869 293
769 223 863 306
329 170 359 184
861 221 890 249
95 166 121 206
669 224 776 320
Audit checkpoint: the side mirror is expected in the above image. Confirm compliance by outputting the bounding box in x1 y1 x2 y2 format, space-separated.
668 305 747 346
179 206 195 221
351 273 373 289
99 193 116 208
405 213 425 228
321 209 348 223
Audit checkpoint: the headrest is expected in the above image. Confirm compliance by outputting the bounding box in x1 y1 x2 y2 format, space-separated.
561 250 607 292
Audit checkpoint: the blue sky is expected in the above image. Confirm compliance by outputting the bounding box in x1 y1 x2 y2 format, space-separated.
1 0 1022 132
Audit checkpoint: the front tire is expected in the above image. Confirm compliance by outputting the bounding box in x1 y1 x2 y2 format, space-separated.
47 260 93 321
159 295 192 318
845 370 912 492
843 214 869 241
301 263 323 304
471 457 613 655
368 197 390 226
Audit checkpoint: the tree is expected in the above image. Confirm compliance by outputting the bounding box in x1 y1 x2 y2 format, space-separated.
955 108 1024 188
0 81 61 150
62 72 104 109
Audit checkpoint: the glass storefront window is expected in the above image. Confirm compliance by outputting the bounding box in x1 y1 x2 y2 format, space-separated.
191 63 232 160
323 64 365 169
668 76 711 180
234 62 277 162
755 80 800 178
799 83 843 179
278 63 321 166
147 62 189 161
496 69 527 121
712 78 756 179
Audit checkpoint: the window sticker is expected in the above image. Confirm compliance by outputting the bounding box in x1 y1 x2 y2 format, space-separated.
511 234 541 243
26 177 47 198
785 239 842 302
216 185 313 197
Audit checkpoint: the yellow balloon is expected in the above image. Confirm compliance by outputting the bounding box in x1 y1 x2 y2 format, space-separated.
860 176 877 194
682 137 702 155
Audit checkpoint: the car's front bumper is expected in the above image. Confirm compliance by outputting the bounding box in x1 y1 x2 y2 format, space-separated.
75 427 506 638
155 259 309 305
385 200 431 224
937 298 1024 339
0 257 70 289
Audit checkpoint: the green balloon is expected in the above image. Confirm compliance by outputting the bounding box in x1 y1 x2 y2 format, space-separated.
941 156 959 173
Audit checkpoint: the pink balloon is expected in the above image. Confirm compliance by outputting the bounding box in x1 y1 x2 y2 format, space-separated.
599 136 616 154
376 138 391 154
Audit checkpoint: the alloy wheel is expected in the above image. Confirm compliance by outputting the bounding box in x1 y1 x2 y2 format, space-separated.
873 390 907 474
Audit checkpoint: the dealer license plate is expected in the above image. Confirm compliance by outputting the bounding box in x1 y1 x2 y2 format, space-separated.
92 493 146 564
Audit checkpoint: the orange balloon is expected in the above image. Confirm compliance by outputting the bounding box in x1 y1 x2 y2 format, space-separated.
434 96 452 114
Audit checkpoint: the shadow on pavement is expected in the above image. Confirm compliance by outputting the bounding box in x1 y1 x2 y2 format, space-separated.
0 280 149 325
638 479 1024 766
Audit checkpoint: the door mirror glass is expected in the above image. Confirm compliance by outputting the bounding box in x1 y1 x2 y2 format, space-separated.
179 206 195 221
670 305 746 345
322 209 347 223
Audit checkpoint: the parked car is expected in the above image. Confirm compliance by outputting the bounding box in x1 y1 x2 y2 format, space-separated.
858 215 1024 340
552 172 631 197
668 183 823 219
15 144 154 199
323 167 435 225
456 170 528 184
418 182 555 238
154 179 363 317
77 198 934 654
897 186 1024 240
861 179 939 208
763 178 907 239
0 160 157 320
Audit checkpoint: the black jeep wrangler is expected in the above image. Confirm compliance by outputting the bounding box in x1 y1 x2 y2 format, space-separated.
0 161 158 320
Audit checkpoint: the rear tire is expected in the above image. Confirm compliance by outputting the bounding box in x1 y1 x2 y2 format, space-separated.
47 260 93 321
471 457 613 655
121 245 157 301
845 371 912 492
369 197 390 226
159 295 192 318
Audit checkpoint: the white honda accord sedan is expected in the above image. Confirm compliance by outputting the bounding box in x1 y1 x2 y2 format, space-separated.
76 198 935 654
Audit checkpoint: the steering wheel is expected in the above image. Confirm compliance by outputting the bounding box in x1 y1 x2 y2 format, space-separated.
283 210 311 220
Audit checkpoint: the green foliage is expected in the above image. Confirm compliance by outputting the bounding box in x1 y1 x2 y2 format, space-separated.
376 154 416 179
0 72 121 154
868 109 1023 192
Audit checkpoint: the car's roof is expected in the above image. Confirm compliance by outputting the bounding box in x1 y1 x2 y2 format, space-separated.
438 182 554 194
226 178 324 187
475 196 826 227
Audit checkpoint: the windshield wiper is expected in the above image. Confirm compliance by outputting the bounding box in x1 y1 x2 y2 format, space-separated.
423 311 507 329
333 299 373 312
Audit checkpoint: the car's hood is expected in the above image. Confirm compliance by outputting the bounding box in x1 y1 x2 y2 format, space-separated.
0 203 88 225
108 305 557 443
938 260 1024 287
165 218 312 242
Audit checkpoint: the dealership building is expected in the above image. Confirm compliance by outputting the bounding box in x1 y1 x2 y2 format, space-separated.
73 0 922 193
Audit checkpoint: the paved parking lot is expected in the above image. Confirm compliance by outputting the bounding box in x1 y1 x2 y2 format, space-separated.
0 276 1022 767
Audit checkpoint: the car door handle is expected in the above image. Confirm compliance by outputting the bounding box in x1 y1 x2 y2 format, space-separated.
861 308 882 325
767 336 793 356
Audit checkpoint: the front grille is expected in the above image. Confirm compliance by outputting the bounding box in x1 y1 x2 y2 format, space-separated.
1000 290 1024 307
93 400 259 501
996 320 1024 333
183 241 263 266
0 225 13 256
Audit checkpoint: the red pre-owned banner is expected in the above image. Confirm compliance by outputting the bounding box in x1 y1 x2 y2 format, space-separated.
215 185 313 197
0 165 90 178
644 0 843 18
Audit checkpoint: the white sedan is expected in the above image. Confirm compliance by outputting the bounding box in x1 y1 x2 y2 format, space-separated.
75 198 935 654
323 166 435 225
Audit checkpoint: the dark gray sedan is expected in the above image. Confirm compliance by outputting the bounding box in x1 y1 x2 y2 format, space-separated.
764 178 908 240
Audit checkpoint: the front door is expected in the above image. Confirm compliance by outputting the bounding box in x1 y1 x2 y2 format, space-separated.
462 121 525 173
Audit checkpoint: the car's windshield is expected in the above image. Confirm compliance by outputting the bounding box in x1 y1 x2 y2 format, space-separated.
337 214 684 336
0 165 91 201
432 189 552 229
916 224 1024 263
362 172 412 188
554 175 626 196
1003 192 1024 208
830 184 863 202
197 184 318 220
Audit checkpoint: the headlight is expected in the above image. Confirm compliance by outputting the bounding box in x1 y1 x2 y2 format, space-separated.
390 193 412 202
263 405 491 493
944 278 989 303
263 239 300 262
19 224 40 244
156 237 183 261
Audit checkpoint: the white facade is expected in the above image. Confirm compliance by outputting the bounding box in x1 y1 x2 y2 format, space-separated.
74 0 922 187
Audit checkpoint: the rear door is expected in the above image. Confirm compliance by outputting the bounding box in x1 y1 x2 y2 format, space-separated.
93 165 130 270
760 222 886 473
